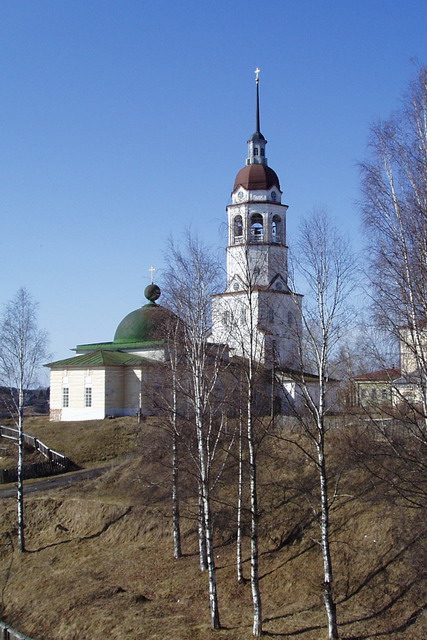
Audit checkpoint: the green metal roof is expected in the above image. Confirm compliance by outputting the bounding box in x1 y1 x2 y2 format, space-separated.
46 350 154 368
114 302 174 344
75 340 163 351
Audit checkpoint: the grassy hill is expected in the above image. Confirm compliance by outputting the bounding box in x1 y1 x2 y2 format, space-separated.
1 416 427 639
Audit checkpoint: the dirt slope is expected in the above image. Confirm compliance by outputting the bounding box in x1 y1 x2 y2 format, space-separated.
1 417 427 639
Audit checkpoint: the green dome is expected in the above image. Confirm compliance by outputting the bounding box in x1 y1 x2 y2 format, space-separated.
114 302 174 344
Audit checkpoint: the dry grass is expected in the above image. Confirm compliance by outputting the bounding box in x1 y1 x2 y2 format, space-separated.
1 417 427 639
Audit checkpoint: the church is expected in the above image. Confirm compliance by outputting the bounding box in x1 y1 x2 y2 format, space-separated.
47 72 315 421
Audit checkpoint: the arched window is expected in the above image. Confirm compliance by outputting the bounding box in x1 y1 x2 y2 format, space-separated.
272 215 281 242
287 311 293 326
234 215 243 241
254 147 259 156
250 213 263 240
260 148 265 156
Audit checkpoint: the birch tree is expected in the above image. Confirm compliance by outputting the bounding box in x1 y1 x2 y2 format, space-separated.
290 211 356 640
221 246 274 636
0 288 49 552
360 66 427 420
356 68 427 506
162 235 225 630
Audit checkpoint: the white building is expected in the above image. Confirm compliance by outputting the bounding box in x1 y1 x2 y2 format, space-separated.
47 284 173 421
211 72 302 370
47 74 323 421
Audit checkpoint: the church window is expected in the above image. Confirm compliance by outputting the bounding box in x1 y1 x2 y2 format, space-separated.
62 387 69 408
240 306 246 324
276 281 283 291
268 309 274 324
272 215 281 242
223 310 230 327
254 147 259 156
85 387 92 408
250 213 263 240
260 148 265 156
371 388 377 401
234 215 243 241
287 311 293 326
233 281 239 291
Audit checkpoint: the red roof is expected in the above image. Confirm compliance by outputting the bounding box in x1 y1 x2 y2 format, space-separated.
353 368 401 382
233 164 280 191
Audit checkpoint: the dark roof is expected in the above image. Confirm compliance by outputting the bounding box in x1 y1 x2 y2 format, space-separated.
248 131 266 142
114 302 177 344
46 350 152 368
353 368 401 382
233 164 280 192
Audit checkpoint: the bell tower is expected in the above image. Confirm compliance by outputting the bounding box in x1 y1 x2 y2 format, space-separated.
211 70 302 368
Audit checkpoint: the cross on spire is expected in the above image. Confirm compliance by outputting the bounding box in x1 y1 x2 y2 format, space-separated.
254 67 260 83
149 266 156 284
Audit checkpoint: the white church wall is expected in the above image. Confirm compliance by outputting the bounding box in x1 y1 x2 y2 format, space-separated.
399 327 427 377
211 290 264 363
124 367 142 413
211 288 302 370
105 367 125 413
122 347 167 361
49 368 106 421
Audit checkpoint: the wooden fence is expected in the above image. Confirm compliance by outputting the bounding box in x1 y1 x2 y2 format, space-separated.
0 620 36 640
0 426 74 484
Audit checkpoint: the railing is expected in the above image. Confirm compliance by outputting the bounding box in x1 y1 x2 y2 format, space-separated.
0 426 74 484
0 620 36 640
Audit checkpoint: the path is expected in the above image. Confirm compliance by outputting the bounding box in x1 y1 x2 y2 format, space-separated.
0 466 110 499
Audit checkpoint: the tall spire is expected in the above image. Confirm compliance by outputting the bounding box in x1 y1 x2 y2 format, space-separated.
246 67 267 165
255 67 261 134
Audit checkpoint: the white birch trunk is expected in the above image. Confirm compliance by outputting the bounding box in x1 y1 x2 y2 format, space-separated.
236 410 244 583
318 438 339 640
171 411 182 559
195 399 220 629
17 388 25 553
247 360 262 636
198 489 208 572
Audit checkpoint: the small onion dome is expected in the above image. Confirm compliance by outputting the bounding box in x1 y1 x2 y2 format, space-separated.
233 164 280 192
144 284 161 302
114 285 176 344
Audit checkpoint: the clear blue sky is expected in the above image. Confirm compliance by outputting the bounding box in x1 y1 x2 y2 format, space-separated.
2 0 427 374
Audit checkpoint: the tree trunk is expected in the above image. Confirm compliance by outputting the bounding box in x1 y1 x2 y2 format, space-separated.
17 390 25 553
236 409 244 583
198 488 208 571
195 407 220 629
171 421 182 559
247 377 262 636
317 427 339 640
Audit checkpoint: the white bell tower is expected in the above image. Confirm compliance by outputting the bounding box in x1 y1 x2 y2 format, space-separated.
211 70 302 368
